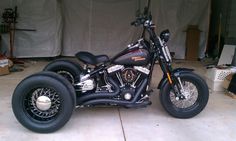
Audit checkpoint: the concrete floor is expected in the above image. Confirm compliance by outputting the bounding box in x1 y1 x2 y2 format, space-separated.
0 60 236 141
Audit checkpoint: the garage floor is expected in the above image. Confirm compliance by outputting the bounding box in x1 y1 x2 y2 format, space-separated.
0 59 236 141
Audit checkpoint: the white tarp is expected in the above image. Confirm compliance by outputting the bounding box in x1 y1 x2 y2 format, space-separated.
61 0 143 56
1 0 62 57
153 0 210 59
0 0 13 55
0 0 210 59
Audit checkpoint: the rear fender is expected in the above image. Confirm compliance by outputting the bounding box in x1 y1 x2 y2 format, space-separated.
157 68 194 89
44 59 85 73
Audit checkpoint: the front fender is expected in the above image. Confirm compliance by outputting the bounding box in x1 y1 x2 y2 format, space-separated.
157 68 194 89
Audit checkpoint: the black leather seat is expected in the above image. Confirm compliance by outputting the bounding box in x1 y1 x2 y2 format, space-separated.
75 51 109 65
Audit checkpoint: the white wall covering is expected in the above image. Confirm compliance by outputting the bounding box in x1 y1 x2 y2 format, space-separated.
1 0 62 57
0 0 13 54
153 0 210 59
0 0 210 59
61 0 143 56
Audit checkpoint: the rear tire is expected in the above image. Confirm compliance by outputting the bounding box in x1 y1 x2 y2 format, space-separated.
159 72 209 118
43 59 83 84
12 72 76 133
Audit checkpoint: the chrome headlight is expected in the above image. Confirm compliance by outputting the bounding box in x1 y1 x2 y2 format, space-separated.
160 29 170 42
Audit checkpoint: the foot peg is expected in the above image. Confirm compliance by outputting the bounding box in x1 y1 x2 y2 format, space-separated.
125 100 152 108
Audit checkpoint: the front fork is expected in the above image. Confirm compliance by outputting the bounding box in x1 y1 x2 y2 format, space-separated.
174 76 186 100
159 60 186 99
168 73 185 99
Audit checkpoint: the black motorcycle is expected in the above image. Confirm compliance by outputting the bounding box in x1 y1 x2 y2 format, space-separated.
12 0 209 133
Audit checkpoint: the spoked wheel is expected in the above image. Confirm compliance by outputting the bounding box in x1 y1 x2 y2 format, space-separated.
160 72 209 118
26 87 61 121
170 81 198 109
56 70 75 84
43 59 83 85
12 72 76 133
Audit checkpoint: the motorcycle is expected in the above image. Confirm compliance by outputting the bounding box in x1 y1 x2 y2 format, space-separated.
11 0 209 133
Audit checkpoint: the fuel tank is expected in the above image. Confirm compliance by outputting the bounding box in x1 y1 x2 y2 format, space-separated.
112 48 150 66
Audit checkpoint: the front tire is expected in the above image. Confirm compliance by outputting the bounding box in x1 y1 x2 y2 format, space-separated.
159 72 209 118
12 72 76 133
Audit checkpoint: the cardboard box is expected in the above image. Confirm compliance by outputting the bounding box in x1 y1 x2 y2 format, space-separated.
0 59 9 75
223 74 233 89
185 25 201 61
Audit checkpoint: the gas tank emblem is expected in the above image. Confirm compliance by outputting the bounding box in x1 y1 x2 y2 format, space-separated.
131 56 146 61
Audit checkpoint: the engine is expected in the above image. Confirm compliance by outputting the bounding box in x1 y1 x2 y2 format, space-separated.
121 68 137 83
107 65 150 100
75 65 150 101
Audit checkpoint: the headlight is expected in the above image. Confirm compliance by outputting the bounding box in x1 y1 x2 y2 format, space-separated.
160 29 170 42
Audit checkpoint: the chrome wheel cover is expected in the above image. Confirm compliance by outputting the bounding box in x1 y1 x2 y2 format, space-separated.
25 88 61 120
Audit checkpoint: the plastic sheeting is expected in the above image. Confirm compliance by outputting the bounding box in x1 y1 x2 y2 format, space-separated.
0 0 210 59
0 0 13 54
153 0 210 59
62 0 210 59
61 0 142 56
1 0 62 57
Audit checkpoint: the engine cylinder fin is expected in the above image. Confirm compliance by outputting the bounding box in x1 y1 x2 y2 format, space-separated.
131 73 141 88
116 72 124 87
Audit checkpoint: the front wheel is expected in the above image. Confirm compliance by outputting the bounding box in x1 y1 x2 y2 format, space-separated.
159 72 209 118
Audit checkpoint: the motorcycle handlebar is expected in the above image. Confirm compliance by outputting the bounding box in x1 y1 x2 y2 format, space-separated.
131 0 152 27
130 17 146 27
